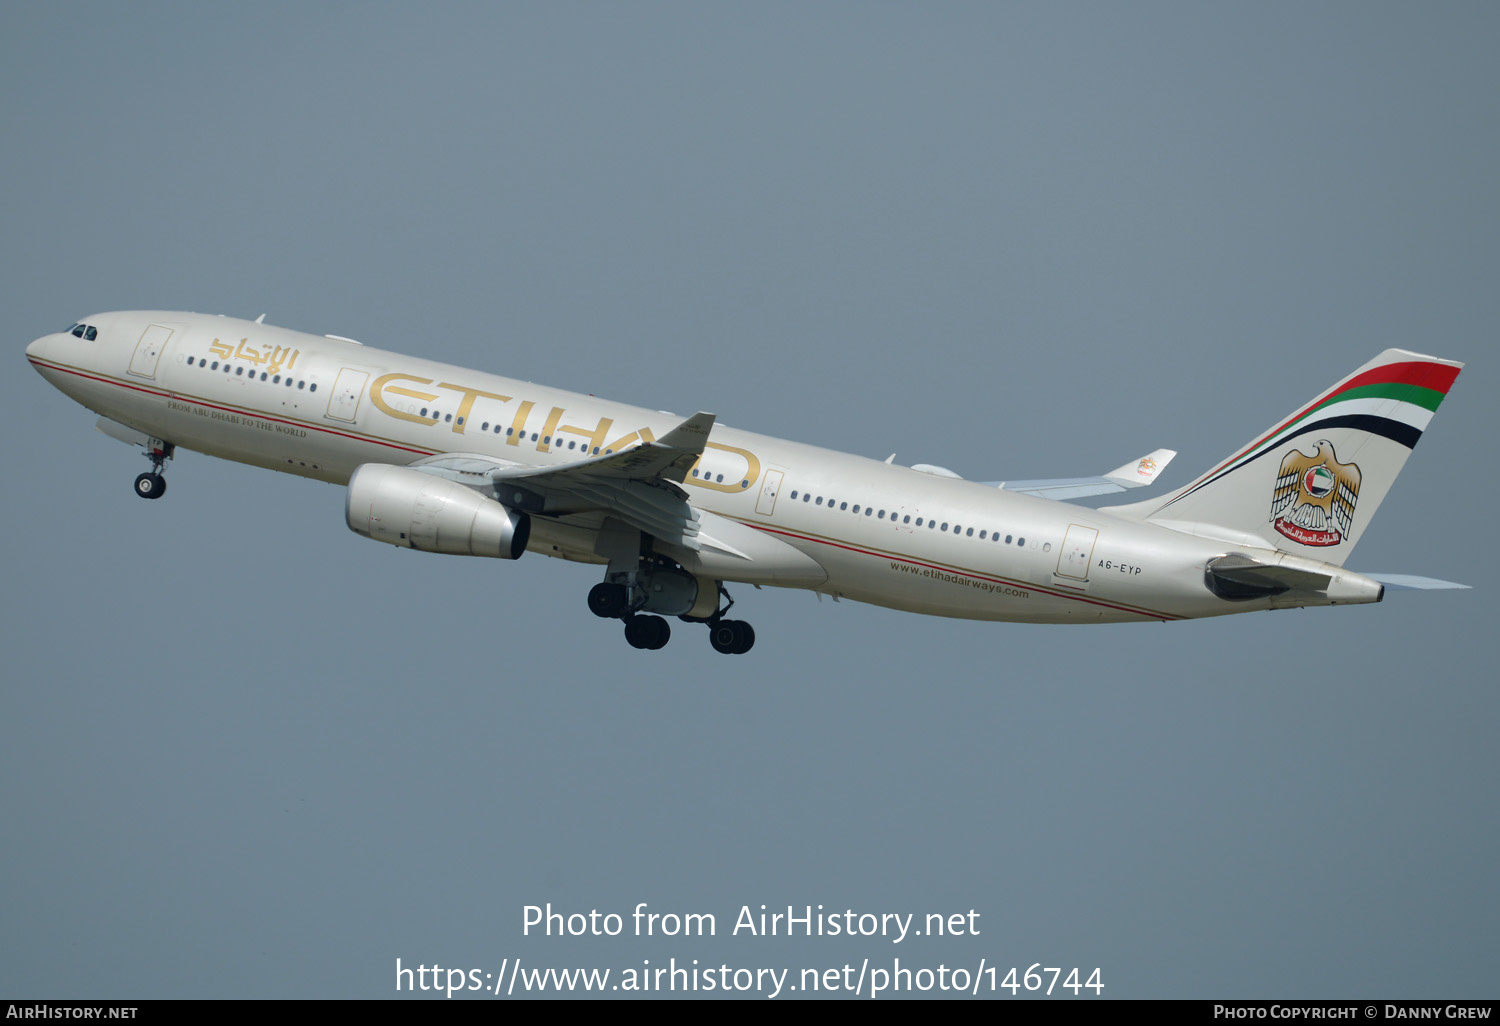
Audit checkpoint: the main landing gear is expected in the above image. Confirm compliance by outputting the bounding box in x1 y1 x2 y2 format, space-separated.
587 579 756 655
133 440 175 500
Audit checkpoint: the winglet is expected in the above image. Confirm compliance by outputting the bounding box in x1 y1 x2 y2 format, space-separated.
1103 448 1176 489
656 411 716 453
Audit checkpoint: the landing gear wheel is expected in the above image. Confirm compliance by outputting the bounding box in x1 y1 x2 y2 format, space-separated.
588 582 629 619
709 619 754 655
730 621 754 654
134 472 167 500
624 615 670 650
709 621 738 654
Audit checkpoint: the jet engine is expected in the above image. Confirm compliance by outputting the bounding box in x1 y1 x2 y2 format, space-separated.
346 463 530 558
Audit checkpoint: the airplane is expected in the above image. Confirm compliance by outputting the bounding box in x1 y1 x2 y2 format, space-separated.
25 311 1466 653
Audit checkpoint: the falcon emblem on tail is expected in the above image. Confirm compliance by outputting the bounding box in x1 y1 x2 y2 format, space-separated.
1269 440 1361 547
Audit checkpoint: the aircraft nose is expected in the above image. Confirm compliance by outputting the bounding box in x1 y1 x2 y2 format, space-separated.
26 335 50 362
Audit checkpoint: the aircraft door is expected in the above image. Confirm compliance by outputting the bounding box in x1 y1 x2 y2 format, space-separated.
326 368 369 422
128 324 174 379
1056 524 1099 581
755 469 785 515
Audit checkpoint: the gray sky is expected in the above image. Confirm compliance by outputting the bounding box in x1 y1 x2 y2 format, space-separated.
3 1 1496 999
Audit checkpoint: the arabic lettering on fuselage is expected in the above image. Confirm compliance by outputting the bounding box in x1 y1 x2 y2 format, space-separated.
208 337 301 375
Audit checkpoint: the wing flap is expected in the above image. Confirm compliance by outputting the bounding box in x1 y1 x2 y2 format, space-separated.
408 412 717 549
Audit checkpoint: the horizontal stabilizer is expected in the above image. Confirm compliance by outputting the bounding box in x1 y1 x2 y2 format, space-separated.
1204 553 1384 605
1205 553 1333 599
988 448 1176 500
1363 574 1471 591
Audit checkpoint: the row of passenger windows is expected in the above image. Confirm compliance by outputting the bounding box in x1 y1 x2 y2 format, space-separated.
472 419 620 453
67 323 98 340
392 416 748 486
186 355 316 391
787 489 1026 545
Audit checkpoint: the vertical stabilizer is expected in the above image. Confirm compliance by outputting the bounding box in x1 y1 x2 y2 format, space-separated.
1101 349 1462 566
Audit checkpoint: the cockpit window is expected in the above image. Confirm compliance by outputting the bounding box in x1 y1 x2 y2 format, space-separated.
70 324 84 337
69 323 99 340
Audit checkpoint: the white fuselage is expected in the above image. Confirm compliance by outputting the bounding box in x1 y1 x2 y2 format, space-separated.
26 311 1358 624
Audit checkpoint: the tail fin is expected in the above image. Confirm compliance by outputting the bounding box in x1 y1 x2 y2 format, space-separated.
1101 348 1462 566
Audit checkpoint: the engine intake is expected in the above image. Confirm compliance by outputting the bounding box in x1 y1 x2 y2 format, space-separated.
346 463 530 559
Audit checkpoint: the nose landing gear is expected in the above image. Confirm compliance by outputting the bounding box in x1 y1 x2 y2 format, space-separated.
133 439 175 499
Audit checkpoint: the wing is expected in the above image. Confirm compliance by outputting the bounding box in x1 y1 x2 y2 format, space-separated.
407 411 716 549
986 448 1177 501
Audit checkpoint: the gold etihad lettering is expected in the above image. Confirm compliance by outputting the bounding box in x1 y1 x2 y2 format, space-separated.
436 382 512 434
692 441 762 493
370 372 440 425
366 374 762 491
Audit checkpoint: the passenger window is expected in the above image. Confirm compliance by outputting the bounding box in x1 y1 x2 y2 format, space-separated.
309 383 317 392
865 508 872 516
236 366 244 376
915 518 923 526
790 490 798 499
839 501 847 510
852 504 860 514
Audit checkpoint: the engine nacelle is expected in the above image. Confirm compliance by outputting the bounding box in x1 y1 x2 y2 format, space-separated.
346 463 530 558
